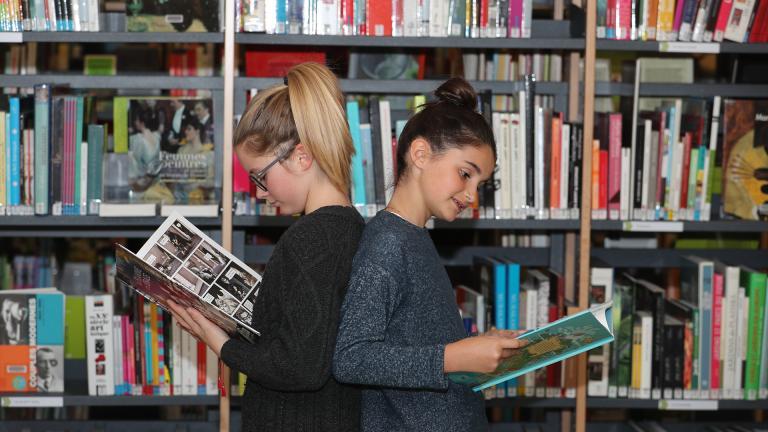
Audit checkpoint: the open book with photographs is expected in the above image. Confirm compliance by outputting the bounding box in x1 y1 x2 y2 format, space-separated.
449 302 614 392
115 213 261 343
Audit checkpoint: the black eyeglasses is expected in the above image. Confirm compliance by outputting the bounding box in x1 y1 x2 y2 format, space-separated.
248 145 294 193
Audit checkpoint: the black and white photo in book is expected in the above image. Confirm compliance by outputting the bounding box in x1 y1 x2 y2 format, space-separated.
184 241 228 285
241 284 259 313
145 245 183 277
202 285 240 315
158 221 202 260
35 346 64 393
215 262 259 301
235 306 253 325
173 267 207 295
0 295 30 345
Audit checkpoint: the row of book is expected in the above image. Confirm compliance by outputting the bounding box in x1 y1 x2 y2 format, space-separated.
237 0 534 38
589 262 768 400
597 0 768 43
462 259 574 398
458 259 768 400
84 294 220 396
0 90 218 217
0 0 222 33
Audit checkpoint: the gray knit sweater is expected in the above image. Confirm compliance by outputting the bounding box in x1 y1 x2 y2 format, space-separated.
333 210 487 432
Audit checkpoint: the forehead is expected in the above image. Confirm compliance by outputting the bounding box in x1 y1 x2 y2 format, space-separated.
441 145 495 177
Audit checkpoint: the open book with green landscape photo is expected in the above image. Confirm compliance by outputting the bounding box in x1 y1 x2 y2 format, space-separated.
449 302 614 392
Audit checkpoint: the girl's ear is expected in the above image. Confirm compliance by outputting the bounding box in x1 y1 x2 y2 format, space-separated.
408 138 431 171
291 142 313 171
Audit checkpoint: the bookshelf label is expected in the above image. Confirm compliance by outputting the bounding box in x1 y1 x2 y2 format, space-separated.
1 396 64 408
622 221 683 232
0 33 22 43
659 42 720 54
657 399 718 410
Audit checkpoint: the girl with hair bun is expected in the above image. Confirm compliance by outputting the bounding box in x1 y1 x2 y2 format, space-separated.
333 77 527 431
168 62 363 432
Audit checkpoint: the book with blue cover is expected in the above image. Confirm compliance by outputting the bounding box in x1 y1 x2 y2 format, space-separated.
448 301 614 392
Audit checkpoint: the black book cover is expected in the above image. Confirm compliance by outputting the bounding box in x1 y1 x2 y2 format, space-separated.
368 97 386 207
524 75 536 210
634 278 666 399
633 121 646 210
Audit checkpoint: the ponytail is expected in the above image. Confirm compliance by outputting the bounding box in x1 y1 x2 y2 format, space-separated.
234 62 354 195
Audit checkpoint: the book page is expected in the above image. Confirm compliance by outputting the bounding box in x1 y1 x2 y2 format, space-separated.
448 302 613 391
119 212 262 341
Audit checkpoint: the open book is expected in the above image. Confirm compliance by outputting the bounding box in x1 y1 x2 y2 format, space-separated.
448 302 613 391
115 213 261 342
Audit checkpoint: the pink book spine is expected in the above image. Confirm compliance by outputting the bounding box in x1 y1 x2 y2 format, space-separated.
713 0 734 41
673 0 687 35
233 153 250 193
712 272 723 393
617 0 633 39
608 113 623 217
127 320 136 392
509 0 523 37
122 316 130 394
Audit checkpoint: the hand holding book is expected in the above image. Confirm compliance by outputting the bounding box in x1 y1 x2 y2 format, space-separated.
448 302 614 391
444 335 529 374
167 300 229 358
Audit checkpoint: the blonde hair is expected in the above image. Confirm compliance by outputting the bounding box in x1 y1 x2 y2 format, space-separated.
233 62 354 195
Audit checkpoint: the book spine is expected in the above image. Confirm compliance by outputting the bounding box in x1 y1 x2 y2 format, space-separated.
9 97 20 207
679 0 699 40
723 0 755 41
703 0 722 40
112 315 123 395
744 272 767 400
608 113 622 220
346 101 366 209
86 295 115 396
699 263 713 398
379 100 394 203
710 271 723 398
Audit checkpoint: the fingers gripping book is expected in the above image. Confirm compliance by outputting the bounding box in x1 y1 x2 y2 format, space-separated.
115 213 261 342
449 302 614 391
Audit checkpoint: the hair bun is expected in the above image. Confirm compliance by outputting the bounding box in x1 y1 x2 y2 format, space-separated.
434 77 478 112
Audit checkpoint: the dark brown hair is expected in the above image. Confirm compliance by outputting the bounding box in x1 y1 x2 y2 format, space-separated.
395 77 496 184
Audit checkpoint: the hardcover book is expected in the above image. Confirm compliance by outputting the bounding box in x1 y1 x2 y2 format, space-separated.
115 213 261 342
448 302 614 391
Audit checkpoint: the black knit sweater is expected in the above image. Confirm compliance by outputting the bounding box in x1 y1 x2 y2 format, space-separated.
220 205 364 432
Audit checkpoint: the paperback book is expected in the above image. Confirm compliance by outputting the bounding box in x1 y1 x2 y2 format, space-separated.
0 288 65 393
115 213 261 342
449 302 614 391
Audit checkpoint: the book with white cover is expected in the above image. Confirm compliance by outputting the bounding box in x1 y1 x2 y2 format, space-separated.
115 212 262 342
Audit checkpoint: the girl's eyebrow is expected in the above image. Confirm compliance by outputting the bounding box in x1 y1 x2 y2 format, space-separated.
464 160 482 175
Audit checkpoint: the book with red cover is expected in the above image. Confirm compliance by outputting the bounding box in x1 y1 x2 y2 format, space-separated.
366 0 393 36
244 51 327 77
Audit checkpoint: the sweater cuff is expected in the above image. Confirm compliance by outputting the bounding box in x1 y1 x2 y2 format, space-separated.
433 344 450 390
219 338 243 373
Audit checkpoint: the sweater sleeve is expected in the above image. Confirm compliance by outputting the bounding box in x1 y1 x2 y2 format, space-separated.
220 218 348 392
332 260 449 391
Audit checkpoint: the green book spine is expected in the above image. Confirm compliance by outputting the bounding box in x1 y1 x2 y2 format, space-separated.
616 284 635 396
743 270 767 400
113 97 129 153
692 308 699 392
73 96 84 214
86 124 104 213
686 147 699 213
65 295 87 359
